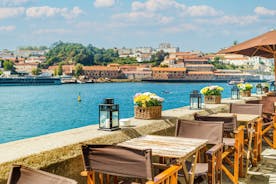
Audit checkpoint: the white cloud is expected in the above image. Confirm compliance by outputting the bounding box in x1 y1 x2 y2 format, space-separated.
132 0 185 12
26 6 83 19
131 0 220 17
0 25 16 31
112 11 173 24
94 0 115 8
33 28 71 34
186 5 221 17
254 6 276 16
0 7 25 19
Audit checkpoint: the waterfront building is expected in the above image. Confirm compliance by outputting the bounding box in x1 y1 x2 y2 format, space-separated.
186 64 214 71
122 70 152 80
48 65 75 76
83 66 122 79
152 67 186 79
186 71 214 80
14 63 38 74
25 56 46 64
136 53 152 62
157 43 179 53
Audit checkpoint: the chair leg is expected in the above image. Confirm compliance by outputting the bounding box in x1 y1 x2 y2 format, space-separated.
273 116 276 149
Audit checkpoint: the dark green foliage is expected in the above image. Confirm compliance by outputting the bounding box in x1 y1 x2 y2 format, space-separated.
3 60 14 71
58 63 63 76
31 68 42 75
44 41 119 68
151 50 168 66
74 63 83 77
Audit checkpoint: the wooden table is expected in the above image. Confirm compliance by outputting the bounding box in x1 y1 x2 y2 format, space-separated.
118 135 207 184
208 113 262 168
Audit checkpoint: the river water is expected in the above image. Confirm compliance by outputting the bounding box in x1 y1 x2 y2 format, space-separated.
0 82 247 143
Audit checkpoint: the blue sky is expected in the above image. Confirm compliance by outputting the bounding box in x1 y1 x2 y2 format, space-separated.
0 0 276 52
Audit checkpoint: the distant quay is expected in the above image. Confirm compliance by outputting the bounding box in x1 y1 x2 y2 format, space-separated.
142 79 267 83
0 77 61 86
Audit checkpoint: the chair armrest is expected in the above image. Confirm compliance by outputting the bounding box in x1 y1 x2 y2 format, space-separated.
206 143 224 156
146 165 182 184
80 171 89 176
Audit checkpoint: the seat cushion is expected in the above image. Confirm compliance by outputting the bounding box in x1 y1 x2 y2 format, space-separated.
223 138 235 146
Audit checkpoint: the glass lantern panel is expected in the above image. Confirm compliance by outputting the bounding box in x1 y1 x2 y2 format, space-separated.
100 110 110 129
256 88 262 94
112 111 119 127
190 97 199 109
232 91 238 99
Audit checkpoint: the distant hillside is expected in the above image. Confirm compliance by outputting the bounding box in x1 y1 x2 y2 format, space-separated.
41 41 119 68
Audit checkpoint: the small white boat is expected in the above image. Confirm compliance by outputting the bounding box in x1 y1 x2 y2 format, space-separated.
228 80 244 85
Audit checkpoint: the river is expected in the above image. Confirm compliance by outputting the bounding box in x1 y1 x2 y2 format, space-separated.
0 82 251 144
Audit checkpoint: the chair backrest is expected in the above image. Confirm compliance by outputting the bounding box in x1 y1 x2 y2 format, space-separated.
175 120 223 145
7 165 77 184
245 100 261 104
194 113 237 132
81 144 153 181
230 103 263 116
260 96 276 114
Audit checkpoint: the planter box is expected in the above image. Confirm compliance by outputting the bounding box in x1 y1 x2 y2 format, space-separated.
240 90 251 97
204 95 221 104
134 106 162 119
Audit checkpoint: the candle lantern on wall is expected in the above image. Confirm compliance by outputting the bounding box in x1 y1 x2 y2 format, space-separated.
190 90 202 110
99 98 120 131
256 83 262 95
270 81 276 91
231 85 240 100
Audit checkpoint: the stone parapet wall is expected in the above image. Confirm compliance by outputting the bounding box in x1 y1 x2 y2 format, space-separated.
0 95 262 184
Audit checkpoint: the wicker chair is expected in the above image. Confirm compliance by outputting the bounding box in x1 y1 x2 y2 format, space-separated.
193 114 244 184
81 144 181 184
7 164 77 184
175 120 224 184
246 97 276 149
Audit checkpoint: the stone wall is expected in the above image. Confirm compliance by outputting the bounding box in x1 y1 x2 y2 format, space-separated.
0 96 261 184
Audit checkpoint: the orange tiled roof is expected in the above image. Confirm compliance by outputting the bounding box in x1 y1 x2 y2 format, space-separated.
152 67 186 72
186 64 214 67
188 71 214 75
83 66 119 71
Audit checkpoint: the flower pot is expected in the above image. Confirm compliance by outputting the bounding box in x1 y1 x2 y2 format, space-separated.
134 106 162 119
240 90 251 97
204 95 221 104
263 87 269 93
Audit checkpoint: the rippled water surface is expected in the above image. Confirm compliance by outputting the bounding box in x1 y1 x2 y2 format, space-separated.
0 82 240 143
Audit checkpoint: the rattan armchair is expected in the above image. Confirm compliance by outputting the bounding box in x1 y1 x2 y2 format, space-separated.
175 120 224 184
81 144 181 184
7 164 77 184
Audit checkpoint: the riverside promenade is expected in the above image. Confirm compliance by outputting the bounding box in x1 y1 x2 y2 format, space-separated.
0 95 262 184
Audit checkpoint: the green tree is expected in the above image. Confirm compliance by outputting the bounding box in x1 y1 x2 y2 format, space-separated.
58 63 63 76
31 68 42 75
74 63 83 77
233 40 238 45
0 70 3 75
54 68 58 76
3 60 14 71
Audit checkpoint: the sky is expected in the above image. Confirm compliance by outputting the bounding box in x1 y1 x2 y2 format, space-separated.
0 0 276 52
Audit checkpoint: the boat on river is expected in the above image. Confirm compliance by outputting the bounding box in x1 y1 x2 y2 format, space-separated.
0 77 61 86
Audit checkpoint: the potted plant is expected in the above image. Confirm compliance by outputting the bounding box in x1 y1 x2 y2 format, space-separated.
200 85 224 104
237 83 253 97
133 92 164 119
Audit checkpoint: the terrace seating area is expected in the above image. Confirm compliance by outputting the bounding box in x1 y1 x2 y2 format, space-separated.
2 93 276 184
